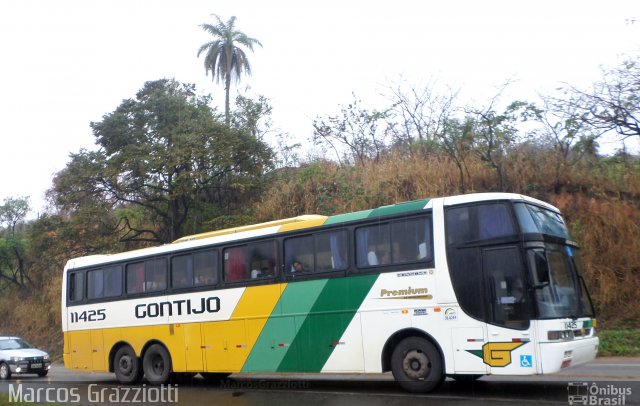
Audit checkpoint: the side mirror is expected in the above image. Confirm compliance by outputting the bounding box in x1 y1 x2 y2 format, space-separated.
534 251 550 285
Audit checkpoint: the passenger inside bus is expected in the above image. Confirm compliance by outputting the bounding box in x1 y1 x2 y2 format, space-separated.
291 260 304 273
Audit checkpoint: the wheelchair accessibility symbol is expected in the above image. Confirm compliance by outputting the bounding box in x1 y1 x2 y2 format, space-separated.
520 354 533 368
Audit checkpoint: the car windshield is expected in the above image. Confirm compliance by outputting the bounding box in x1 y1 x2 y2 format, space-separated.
0 338 32 350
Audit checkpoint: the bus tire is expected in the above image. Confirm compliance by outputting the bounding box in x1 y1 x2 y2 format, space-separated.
0 362 11 380
143 344 172 385
114 346 141 384
391 337 443 393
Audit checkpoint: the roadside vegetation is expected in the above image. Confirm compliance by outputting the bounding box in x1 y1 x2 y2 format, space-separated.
0 16 638 358
597 329 640 357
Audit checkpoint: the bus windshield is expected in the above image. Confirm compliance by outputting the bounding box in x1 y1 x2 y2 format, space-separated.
527 244 594 319
514 203 571 240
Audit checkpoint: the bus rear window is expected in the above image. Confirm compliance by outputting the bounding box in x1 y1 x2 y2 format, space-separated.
68 272 83 302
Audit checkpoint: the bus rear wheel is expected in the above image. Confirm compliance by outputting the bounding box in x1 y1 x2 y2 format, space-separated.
143 344 172 385
114 346 141 384
391 337 443 393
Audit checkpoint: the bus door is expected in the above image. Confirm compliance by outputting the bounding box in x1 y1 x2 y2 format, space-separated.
483 245 539 374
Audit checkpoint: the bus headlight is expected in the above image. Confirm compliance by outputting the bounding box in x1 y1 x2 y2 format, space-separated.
548 330 574 341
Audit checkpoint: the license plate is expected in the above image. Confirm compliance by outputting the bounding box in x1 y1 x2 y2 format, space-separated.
31 363 42 369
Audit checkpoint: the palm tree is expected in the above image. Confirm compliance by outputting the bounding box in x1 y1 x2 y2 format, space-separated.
198 15 262 126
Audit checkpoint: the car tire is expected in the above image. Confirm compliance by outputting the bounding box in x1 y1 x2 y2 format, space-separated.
143 344 171 385
0 362 10 380
391 336 444 393
37 370 48 377
114 346 142 384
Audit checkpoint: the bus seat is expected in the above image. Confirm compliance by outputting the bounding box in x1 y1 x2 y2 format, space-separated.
418 242 428 260
367 251 379 266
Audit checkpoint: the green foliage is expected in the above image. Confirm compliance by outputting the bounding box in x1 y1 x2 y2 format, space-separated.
0 197 32 291
0 196 30 236
52 79 274 243
597 329 640 357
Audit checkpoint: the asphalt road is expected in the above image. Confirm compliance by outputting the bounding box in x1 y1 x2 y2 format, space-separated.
1 358 639 405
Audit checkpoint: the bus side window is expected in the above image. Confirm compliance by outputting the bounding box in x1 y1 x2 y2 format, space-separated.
87 269 103 299
284 235 314 274
248 241 277 278
172 255 193 289
315 231 348 271
224 246 247 282
356 224 391 268
145 258 167 292
126 262 145 294
194 250 218 286
391 217 432 263
224 241 277 282
87 266 122 299
68 272 84 302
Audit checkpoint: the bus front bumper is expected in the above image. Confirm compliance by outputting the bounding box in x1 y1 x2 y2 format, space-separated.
539 336 599 374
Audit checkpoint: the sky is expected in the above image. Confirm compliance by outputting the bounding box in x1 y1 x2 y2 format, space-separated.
1 0 639 216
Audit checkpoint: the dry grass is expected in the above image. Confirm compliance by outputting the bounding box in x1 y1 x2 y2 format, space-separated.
0 273 63 358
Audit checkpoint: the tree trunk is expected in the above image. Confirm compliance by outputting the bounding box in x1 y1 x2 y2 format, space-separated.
225 73 232 127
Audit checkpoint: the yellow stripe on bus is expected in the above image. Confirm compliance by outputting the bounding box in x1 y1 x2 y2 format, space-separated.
277 217 327 233
200 284 285 372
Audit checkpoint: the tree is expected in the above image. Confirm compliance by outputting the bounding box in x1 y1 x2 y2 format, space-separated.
555 56 640 141
437 118 475 193
385 80 459 154
0 196 32 290
520 98 601 193
198 14 262 126
0 196 30 237
465 98 524 192
312 94 389 166
52 79 273 244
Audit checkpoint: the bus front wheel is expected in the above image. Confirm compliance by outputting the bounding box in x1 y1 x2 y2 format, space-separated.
391 337 443 393
114 346 141 384
143 344 172 385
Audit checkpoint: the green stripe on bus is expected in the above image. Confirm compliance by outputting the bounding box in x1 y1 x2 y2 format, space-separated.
276 274 378 372
323 209 374 225
323 199 430 226
241 279 328 372
367 198 430 218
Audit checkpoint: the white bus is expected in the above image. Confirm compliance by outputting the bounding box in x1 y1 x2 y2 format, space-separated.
61 193 598 392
